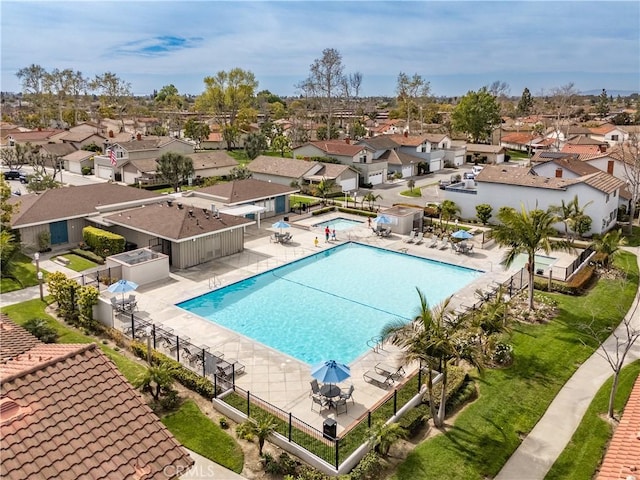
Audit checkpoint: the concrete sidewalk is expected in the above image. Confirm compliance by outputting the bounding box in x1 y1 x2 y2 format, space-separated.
496 246 640 480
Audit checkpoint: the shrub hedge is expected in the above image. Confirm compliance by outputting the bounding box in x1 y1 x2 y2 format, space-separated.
70 248 105 265
82 226 125 258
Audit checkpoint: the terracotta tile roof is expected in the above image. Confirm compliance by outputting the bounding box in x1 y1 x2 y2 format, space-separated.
0 339 193 480
205 132 223 142
9 184 163 228
589 123 619 135
0 316 41 362
248 155 318 178
103 201 253 241
197 178 299 205
500 132 538 145
309 140 366 156
561 144 603 155
188 151 238 169
531 151 579 163
580 171 626 194
596 376 640 480
533 154 600 176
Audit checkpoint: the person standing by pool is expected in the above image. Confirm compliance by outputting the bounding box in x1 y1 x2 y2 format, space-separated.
331 229 337 241
325 226 330 242
314 236 319 248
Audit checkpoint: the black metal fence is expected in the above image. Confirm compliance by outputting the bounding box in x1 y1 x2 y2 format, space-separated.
557 246 595 281
75 265 123 291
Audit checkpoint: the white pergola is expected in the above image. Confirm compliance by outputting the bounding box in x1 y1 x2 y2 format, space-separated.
218 204 266 228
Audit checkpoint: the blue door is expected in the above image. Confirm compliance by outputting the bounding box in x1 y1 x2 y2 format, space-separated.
49 220 69 245
275 195 285 214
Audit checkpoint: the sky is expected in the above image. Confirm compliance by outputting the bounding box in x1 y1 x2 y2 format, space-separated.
1 1 639 98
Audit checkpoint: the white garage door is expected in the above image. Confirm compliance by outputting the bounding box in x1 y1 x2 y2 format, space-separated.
402 166 413 178
369 171 383 185
496 153 505 164
97 166 113 180
340 177 357 192
430 159 442 172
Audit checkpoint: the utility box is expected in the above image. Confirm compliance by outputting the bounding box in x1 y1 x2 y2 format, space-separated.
323 418 337 440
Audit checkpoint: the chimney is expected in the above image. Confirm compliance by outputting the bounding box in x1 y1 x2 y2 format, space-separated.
404 131 408 138
136 133 142 141
109 130 114 138
555 168 563 178
345 137 350 144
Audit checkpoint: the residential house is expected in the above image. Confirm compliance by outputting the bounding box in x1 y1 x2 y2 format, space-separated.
293 140 384 185
61 150 95 174
187 178 299 224
201 130 225 150
444 164 624 236
248 155 359 193
0 315 194 479
188 150 238 179
500 131 553 153
39 143 77 170
94 136 195 183
465 144 507 164
6 129 66 146
59 130 106 150
588 123 629 147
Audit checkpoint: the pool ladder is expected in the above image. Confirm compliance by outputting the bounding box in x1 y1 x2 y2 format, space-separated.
367 335 385 353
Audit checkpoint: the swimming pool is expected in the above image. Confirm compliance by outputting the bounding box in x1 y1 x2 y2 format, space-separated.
510 253 557 271
177 243 483 365
312 217 364 231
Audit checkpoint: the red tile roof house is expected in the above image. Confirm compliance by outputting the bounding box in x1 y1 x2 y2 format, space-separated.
0 315 194 479
595 376 640 480
8 183 253 269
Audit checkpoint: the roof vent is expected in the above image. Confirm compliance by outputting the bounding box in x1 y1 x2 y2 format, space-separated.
167 199 173 207
0 398 28 425
177 203 183 209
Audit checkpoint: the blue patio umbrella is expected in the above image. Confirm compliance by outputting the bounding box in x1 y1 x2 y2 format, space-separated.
271 220 290 233
374 215 393 225
451 229 474 240
311 360 351 384
107 279 139 302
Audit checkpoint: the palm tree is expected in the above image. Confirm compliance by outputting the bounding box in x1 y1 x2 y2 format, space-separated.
245 415 278 456
135 363 174 401
382 289 479 427
549 195 593 240
492 205 572 310
313 177 336 204
368 421 408 456
407 179 416 193
471 285 511 358
363 192 383 211
589 228 627 269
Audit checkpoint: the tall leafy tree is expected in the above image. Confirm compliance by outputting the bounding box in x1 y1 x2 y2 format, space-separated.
156 152 194 192
304 48 346 138
16 64 49 126
549 82 579 150
492 206 572 310
595 88 610 118
516 87 534 117
615 133 640 234
313 177 336 204
271 134 291 157
396 73 430 133
244 132 267 160
0 179 18 274
183 119 210 148
195 68 258 149
589 229 627 269
90 72 132 131
451 87 501 143
439 199 460 229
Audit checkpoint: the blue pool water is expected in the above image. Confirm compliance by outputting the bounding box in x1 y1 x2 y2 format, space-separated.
312 217 364 231
510 253 557 271
177 243 483 365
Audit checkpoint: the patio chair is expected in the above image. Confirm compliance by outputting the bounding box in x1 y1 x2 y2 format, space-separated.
339 384 355 404
280 233 293 244
310 379 321 397
438 238 449 250
334 397 348 415
217 359 246 378
183 346 201 365
402 231 416 243
414 232 424 245
428 236 439 248
374 362 405 380
363 370 394 389
311 393 329 413
380 228 392 237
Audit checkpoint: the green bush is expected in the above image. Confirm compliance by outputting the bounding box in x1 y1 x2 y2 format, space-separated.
397 403 431 437
311 207 336 216
336 207 377 218
159 388 181 411
22 318 59 343
82 226 126 258
71 248 105 264
445 375 478 414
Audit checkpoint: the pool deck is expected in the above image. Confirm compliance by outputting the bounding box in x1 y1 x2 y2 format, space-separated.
121 212 573 436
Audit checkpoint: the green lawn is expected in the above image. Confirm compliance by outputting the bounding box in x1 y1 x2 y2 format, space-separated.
506 149 531 160
400 189 422 198
53 253 100 272
1 252 44 293
622 224 640 247
546 360 640 480
393 251 638 480
162 400 244 473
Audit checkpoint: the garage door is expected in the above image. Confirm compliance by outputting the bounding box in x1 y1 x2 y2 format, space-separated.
340 178 357 192
97 166 113 180
369 171 383 185
402 166 413 178
430 159 442 172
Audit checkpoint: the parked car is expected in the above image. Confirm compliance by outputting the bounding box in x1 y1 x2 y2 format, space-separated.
439 179 451 189
3 170 21 180
472 165 484 176
463 171 475 180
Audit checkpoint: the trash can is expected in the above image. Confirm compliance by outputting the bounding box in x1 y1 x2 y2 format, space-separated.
284 216 289 222
323 418 337 440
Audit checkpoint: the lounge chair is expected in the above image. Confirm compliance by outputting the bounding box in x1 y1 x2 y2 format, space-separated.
217 359 245 378
183 346 201 365
414 232 424 245
403 231 416 243
428 236 439 248
374 362 405 380
438 238 449 250
279 233 293 244
363 370 394 388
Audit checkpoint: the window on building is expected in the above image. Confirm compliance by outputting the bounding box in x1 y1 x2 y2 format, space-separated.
611 134 619 141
